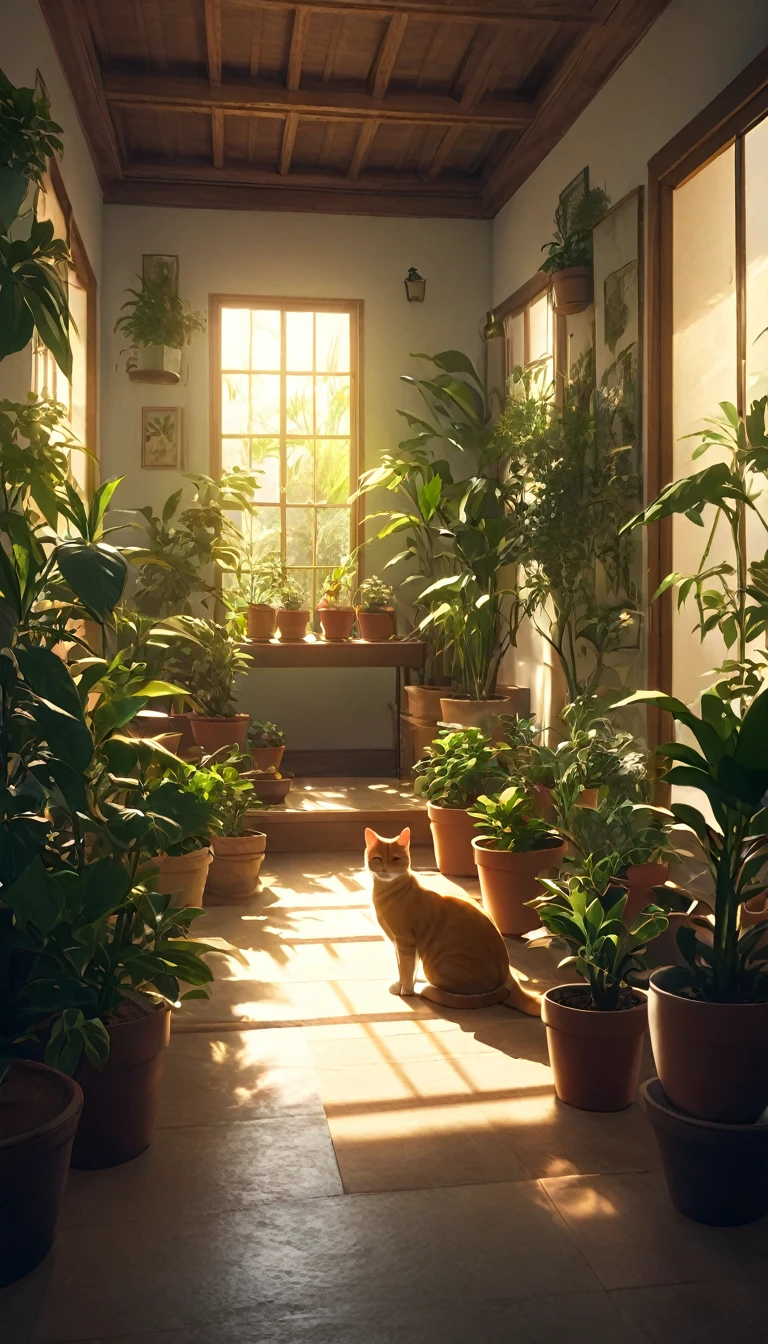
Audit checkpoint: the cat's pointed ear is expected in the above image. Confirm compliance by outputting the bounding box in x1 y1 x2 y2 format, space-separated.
364 827 378 850
397 827 411 848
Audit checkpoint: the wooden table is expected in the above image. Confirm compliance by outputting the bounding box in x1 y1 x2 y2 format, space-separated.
240 638 426 776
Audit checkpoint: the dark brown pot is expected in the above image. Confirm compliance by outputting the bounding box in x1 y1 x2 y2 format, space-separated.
427 802 476 877
0 1062 82 1287
624 861 670 924
542 985 648 1111
189 713 249 755
277 608 310 641
551 266 593 315
71 1003 171 1169
439 693 530 741
357 608 396 641
247 603 277 641
248 774 292 805
318 606 356 641
648 966 768 1123
643 1077 768 1225
249 745 284 771
472 834 566 936
206 831 267 901
169 711 196 754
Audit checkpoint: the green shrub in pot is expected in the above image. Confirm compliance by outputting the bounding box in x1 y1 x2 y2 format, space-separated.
114 260 206 377
468 785 566 936
189 748 268 901
414 725 509 878
565 799 678 920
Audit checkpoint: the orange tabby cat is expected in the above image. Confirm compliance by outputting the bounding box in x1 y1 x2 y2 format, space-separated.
365 827 541 1015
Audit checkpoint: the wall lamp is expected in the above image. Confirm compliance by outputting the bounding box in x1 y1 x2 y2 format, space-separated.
404 267 426 303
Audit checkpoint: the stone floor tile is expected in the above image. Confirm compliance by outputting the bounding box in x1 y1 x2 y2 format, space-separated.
0 1256 53 1344
611 1279 766 1343
158 1028 323 1126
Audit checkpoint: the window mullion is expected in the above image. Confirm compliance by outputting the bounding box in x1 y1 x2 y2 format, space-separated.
280 306 287 565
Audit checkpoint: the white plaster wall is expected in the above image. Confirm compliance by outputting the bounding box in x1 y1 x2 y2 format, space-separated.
101 207 491 750
0 0 103 404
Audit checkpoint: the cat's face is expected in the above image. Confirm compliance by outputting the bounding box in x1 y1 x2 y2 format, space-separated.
364 827 411 881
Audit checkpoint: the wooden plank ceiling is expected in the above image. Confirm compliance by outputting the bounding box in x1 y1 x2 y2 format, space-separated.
38 0 671 218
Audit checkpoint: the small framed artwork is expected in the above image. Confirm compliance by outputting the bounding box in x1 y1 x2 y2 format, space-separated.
142 253 178 293
142 406 182 469
559 167 588 223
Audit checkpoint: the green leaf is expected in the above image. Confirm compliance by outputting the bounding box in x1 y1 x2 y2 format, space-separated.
55 540 126 622
2 856 64 935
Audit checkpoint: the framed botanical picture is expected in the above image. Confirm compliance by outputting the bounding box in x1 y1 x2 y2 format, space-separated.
142 253 178 293
142 406 182 469
592 186 644 455
559 167 588 223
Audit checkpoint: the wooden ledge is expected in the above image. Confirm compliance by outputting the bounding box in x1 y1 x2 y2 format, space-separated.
241 638 426 669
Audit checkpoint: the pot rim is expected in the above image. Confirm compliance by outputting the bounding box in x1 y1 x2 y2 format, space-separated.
439 695 508 705
0 1061 83 1151
544 983 648 1016
642 1076 768 1134
189 712 249 722
552 265 591 278
426 801 475 817
277 607 310 616
649 966 768 1013
472 833 564 854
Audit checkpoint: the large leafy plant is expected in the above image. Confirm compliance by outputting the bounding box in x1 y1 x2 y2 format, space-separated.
540 185 611 275
165 616 251 717
413 725 508 808
114 261 206 350
565 799 677 877
469 785 555 852
174 747 259 838
0 68 63 227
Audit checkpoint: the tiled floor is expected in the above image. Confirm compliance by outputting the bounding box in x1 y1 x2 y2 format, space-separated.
3 849 763 1344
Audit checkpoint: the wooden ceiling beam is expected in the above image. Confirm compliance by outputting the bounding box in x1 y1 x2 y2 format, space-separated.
287 7 311 92
457 25 516 107
122 156 479 195
250 9 264 78
323 14 347 82
37 0 123 183
107 176 487 219
369 13 408 99
279 111 300 174
225 1 600 24
425 123 463 179
140 0 169 71
103 72 534 128
212 107 225 167
203 0 222 85
349 118 380 177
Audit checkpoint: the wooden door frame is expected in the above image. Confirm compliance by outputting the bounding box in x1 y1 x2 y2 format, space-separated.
645 45 768 746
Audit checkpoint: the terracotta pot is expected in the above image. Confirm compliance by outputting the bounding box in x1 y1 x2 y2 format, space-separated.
624 861 670 924
71 1003 171 1168
189 713 249 755
542 985 648 1111
403 685 447 724
169 712 196 754
472 834 566 936
402 714 441 762
530 784 598 822
427 802 477 877
439 693 529 740
643 1077 768 1225
277 608 310 641
206 830 267 900
248 745 284 771
153 846 212 908
357 608 396 641
0 1061 83 1287
318 606 356 641
648 965 768 1123
551 266 593 315
126 709 175 739
247 603 277 641
248 774 292 805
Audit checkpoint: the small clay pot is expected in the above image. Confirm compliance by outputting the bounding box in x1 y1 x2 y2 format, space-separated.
71 1003 171 1169
472 834 566 936
624 861 670 924
357 608 396 641
248 774 292 805
126 709 175 739
403 685 447 725
248 745 284 771
643 1077 768 1225
648 966 768 1123
318 606 356 641
427 803 477 877
206 830 267 900
0 1061 83 1286
189 713 249 755
439 693 530 741
542 985 648 1111
247 603 277 641
551 266 593 315
152 846 212 908
277 608 310 641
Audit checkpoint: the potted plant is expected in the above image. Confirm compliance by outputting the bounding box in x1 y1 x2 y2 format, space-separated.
413 725 508 876
539 183 611 314
241 550 284 642
566 798 678 924
469 786 567 935
182 618 251 754
528 876 668 1110
276 576 310 641
247 763 293 806
193 749 267 901
356 576 397 641
144 752 221 908
114 260 206 384
317 555 357 641
247 719 285 771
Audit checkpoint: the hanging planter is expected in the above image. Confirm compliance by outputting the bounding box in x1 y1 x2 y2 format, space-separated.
127 343 182 385
115 259 206 386
551 267 593 315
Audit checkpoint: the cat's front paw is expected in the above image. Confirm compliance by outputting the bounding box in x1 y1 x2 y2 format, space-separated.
388 981 403 996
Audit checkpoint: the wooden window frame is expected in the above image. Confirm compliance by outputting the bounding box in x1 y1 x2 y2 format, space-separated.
646 45 768 746
496 271 566 387
209 294 364 598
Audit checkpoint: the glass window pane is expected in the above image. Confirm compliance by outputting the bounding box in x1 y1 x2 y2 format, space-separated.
746 114 768 571
316 312 350 372
249 374 280 433
251 310 280 370
286 374 314 434
316 508 351 567
286 569 313 606
222 373 250 433
506 311 525 370
249 438 281 502
248 506 281 560
316 376 350 435
286 439 313 503
286 311 314 371
315 438 350 504
222 308 250 370
221 436 251 472
286 507 314 566
528 293 551 362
